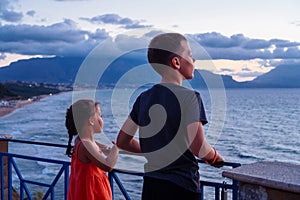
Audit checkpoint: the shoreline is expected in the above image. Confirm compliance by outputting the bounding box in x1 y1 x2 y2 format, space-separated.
0 95 49 118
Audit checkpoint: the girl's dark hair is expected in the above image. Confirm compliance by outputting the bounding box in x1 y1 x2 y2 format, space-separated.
65 99 98 157
147 33 187 74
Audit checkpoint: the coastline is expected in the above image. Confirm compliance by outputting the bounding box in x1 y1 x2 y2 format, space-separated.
0 95 49 118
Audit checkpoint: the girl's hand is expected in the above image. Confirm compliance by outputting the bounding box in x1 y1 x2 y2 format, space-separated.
101 146 111 156
111 141 119 150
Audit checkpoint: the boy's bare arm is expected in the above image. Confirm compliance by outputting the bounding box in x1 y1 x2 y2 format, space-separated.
187 122 224 167
116 117 141 153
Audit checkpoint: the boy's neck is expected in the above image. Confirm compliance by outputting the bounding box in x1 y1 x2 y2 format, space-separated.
160 71 183 86
161 78 182 85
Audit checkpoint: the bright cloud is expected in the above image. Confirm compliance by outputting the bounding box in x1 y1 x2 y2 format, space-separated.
0 53 46 67
195 59 276 82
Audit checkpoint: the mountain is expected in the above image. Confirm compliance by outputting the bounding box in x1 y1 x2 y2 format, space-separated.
246 63 300 88
190 69 244 89
0 57 84 83
0 56 299 88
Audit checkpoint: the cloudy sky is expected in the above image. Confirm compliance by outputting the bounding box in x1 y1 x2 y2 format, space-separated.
0 0 300 81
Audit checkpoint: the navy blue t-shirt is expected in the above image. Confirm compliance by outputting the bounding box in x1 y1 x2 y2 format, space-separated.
130 83 207 193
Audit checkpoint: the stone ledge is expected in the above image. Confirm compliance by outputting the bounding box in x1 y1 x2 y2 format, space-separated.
222 161 300 194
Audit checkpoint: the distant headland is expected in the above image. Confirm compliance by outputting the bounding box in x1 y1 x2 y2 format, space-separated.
0 56 299 88
0 81 72 117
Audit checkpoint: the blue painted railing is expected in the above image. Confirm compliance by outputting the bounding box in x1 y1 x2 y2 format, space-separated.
0 152 70 200
0 138 241 200
109 161 240 200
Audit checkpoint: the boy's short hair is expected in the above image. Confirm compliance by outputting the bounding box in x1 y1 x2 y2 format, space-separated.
147 33 187 74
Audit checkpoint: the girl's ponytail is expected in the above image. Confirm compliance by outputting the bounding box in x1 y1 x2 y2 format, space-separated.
65 106 78 157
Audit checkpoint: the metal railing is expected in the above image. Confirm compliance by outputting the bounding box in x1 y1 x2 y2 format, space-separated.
109 161 241 200
0 138 241 200
0 152 70 200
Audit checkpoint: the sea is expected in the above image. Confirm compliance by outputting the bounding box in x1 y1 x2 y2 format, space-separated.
0 87 299 199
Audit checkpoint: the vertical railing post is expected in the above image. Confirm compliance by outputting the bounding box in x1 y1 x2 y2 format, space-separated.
7 156 12 200
64 163 69 200
108 171 114 200
1 156 4 200
232 180 238 200
215 187 220 200
0 134 12 199
200 184 204 200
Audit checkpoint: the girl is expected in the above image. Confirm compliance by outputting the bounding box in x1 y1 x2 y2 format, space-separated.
65 99 119 200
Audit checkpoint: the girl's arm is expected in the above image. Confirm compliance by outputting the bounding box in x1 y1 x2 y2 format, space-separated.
79 140 119 172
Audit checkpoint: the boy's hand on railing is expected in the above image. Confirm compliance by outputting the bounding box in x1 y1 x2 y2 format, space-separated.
211 154 225 168
204 147 225 168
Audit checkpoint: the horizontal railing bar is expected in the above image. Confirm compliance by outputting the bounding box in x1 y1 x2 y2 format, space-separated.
113 169 144 176
0 152 70 165
1 138 241 167
0 138 67 148
200 180 234 190
197 159 241 168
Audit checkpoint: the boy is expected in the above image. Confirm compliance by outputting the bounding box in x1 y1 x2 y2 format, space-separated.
117 33 224 200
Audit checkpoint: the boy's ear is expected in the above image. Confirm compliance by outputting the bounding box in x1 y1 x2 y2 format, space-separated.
171 57 180 69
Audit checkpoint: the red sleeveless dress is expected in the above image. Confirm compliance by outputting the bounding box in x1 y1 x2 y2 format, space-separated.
67 140 112 200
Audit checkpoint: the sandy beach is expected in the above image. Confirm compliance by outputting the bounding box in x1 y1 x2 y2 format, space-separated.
0 99 34 118
0 106 15 117
0 95 47 118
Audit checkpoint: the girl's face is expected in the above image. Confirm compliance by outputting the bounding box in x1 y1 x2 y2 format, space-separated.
93 105 103 133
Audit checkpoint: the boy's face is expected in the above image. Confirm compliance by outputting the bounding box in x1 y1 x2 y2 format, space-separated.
178 40 195 79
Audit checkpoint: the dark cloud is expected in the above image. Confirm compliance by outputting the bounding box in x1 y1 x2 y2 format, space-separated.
26 10 36 17
0 53 6 60
190 32 300 60
0 0 23 22
80 13 152 29
54 0 90 1
241 39 270 49
123 23 152 29
0 18 299 62
241 67 252 72
0 10 23 22
0 19 85 43
190 32 242 48
219 68 235 72
0 19 109 57
270 39 300 47
234 71 265 78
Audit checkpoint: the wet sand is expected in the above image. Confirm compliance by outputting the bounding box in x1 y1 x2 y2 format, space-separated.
0 106 15 117
0 95 49 118
0 99 34 118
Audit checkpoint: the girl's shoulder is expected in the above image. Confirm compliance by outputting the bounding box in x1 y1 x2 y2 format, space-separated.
75 139 96 163
78 139 100 153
